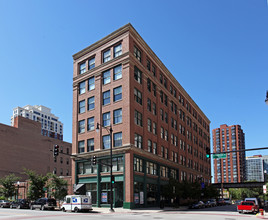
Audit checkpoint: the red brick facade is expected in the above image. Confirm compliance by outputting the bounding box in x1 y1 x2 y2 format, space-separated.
72 23 211 208
0 116 72 181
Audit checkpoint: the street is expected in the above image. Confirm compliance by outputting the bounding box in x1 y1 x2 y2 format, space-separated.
0 204 264 220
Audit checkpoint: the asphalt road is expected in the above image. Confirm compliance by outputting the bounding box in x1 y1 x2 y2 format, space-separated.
0 204 263 220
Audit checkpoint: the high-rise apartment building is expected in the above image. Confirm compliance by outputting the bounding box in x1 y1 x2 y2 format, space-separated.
72 23 211 208
246 155 268 182
212 124 246 183
11 105 63 140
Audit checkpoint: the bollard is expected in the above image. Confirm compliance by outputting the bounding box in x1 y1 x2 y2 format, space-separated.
260 209 264 216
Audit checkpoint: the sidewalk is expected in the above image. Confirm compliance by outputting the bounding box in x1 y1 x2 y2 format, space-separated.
91 206 188 214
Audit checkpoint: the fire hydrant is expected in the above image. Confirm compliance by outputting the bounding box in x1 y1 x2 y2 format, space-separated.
259 209 264 216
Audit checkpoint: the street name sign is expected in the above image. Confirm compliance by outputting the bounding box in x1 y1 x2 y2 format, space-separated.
213 153 227 159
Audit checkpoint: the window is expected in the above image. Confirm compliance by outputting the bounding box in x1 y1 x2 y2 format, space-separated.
160 73 163 84
102 112 110 127
114 65 122 80
103 50 111 63
88 96 95 110
165 130 168 141
152 65 156 76
147 98 151 111
88 77 95 91
160 109 164 120
78 140 85 153
78 120 85 133
103 135 110 149
148 139 152 153
103 90 110 105
114 132 122 147
153 122 157 135
88 57 95 70
161 127 164 139
134 46 141 62
165 112 168 124
146 59 151 71
114 108 122 124
134 110 143 126
160 91 163 103
147 78 151 91
103 70 111 85
134 88 142 105
163 77 167 88
134 133 143 148
79 100 85 114
79 81 86 94
114 44 122 57
147 118 152 132
153 142 157 154
79 62 86 74
87 138 94 152
114 86 122 102
134 66 142 84
152 103 156 115
164 94 168 106
134 157 143 172
87 117 94 131
152 83 156 96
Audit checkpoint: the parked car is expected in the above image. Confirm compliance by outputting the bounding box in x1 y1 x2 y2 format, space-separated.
0 200 11 208
209 199 217 207
217 198 226 206
224 198 232 205
10 199 30 209
30 198 56 210
204 200 212 208
237 201 259 214
190 201 205 209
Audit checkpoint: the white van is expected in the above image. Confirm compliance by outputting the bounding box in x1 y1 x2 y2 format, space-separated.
61 195 92 212
245 198 259 206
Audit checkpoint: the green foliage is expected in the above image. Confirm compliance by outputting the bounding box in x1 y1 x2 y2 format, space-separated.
23 169 48 201
46 173 68 202
229 187 263 200
0 174 20 199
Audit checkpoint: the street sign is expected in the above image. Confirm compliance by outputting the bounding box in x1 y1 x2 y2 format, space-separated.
213 153 227 159
263 185 266 194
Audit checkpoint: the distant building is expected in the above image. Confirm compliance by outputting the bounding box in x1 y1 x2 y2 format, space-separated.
212 124 246 183
0 116 71 181
11 105 63 140
246 155 268 182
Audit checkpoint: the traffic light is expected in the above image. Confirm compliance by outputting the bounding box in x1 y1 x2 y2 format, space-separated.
111 175 115 184
92 156 97 165
53 145 59 157
206 147 210 158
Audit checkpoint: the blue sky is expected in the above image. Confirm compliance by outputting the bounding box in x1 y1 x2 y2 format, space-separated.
0 0 267 157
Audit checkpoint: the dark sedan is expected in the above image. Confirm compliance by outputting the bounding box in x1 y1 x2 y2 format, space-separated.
10 199 30 209
189 201 205 209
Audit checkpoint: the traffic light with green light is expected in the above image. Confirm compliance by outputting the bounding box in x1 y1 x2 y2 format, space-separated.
206 148 210 158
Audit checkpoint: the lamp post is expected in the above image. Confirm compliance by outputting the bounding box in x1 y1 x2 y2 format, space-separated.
96 123 114 212
17 181 20 200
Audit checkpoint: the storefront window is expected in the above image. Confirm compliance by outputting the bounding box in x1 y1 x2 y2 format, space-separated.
86 183 97 205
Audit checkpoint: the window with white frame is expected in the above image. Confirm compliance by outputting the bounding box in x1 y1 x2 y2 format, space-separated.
89 57 95 70
79 62 86 74
113 108 122 124
114 44 122 57
88 96 95 110
134 66 142 84
78 120 85 133
79 100 85 114
114 132 122 147
103 50 111 63
87 117 94 131
103 70 111 85
103 90 110 105
79 81 86 94
87 138 94 152
113 86 122 102
103 135 110 149
134 133 143 148
114 65 122 80
88 77 95 91
78 140 85 153
103 112 110 127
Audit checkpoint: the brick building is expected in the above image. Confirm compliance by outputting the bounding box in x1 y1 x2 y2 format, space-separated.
0 116 71 181
72 23 211 208
212 124 246 183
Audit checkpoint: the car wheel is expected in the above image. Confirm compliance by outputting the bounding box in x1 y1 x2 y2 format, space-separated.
41 205 45 211
62 207 66 212
74 207 79 213
17 205 21 209
10 205 13 209
30 205 34 210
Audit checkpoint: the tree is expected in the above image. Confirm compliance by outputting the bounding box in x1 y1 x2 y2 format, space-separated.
24 169 48 200
0 174 20 199
46 173 68 203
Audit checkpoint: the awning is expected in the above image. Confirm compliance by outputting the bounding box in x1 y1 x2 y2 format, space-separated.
74 183 84 192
